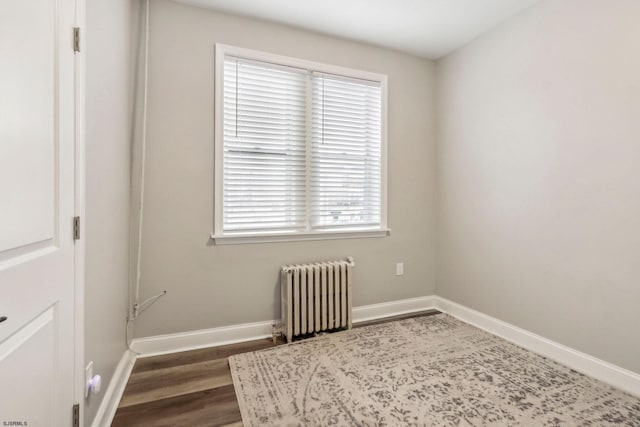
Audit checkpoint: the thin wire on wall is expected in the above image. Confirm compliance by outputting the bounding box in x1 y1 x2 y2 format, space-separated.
133 0 150 315
127 0 166 353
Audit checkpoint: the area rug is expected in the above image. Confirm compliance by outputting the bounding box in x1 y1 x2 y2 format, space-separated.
228 314 640 426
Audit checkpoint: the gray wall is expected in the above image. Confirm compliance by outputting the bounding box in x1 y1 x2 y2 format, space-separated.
133 0 437 338
436 0 640 373
84 0 133 423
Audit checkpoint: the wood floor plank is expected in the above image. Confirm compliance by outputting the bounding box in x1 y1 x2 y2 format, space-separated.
120 358 233 407
132 338 281 374
354 309 440 328
113 385 241 427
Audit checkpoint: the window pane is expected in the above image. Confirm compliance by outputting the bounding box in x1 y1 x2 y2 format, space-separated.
223 59 307 232
310 75 382 229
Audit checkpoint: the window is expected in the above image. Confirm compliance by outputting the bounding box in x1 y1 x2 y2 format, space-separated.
213 45 388 244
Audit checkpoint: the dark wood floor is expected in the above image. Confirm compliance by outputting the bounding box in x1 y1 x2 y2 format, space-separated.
112 310 440 426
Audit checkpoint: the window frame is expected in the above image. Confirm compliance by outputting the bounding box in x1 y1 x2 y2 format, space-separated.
212 44 389 245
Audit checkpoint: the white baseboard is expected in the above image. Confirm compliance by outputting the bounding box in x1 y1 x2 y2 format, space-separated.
353 295 436 324
90 349 137 427
132 295 437 358
131 319 276 358
434 296 640 398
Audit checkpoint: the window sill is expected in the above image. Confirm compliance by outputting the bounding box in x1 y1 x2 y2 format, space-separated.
211 228 390 245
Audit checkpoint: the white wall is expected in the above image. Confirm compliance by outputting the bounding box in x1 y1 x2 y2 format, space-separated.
84 0 133 423
436 0 640 373
132 0 437 338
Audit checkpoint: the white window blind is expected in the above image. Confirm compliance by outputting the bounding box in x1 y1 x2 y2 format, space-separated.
223 58 307 232
311 74 382 229
218 47 386 240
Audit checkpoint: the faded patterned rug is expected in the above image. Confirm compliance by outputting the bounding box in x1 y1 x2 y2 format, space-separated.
228 314 640 426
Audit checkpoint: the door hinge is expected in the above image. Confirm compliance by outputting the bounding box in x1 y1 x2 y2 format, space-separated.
73 216 81 241
73 27 81 53
72 403 80 427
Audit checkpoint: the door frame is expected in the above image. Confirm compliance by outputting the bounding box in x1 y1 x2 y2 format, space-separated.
73 0 86 422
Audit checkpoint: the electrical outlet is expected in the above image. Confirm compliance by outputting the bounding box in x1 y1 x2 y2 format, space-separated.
396 262 404 276
85 361 93 398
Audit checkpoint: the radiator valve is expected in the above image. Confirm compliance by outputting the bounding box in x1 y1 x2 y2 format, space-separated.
272 324 282 344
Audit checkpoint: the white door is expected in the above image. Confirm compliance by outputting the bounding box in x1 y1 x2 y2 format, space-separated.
0 0 79 426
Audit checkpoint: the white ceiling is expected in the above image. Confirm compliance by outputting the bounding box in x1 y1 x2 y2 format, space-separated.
173 0 542 59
